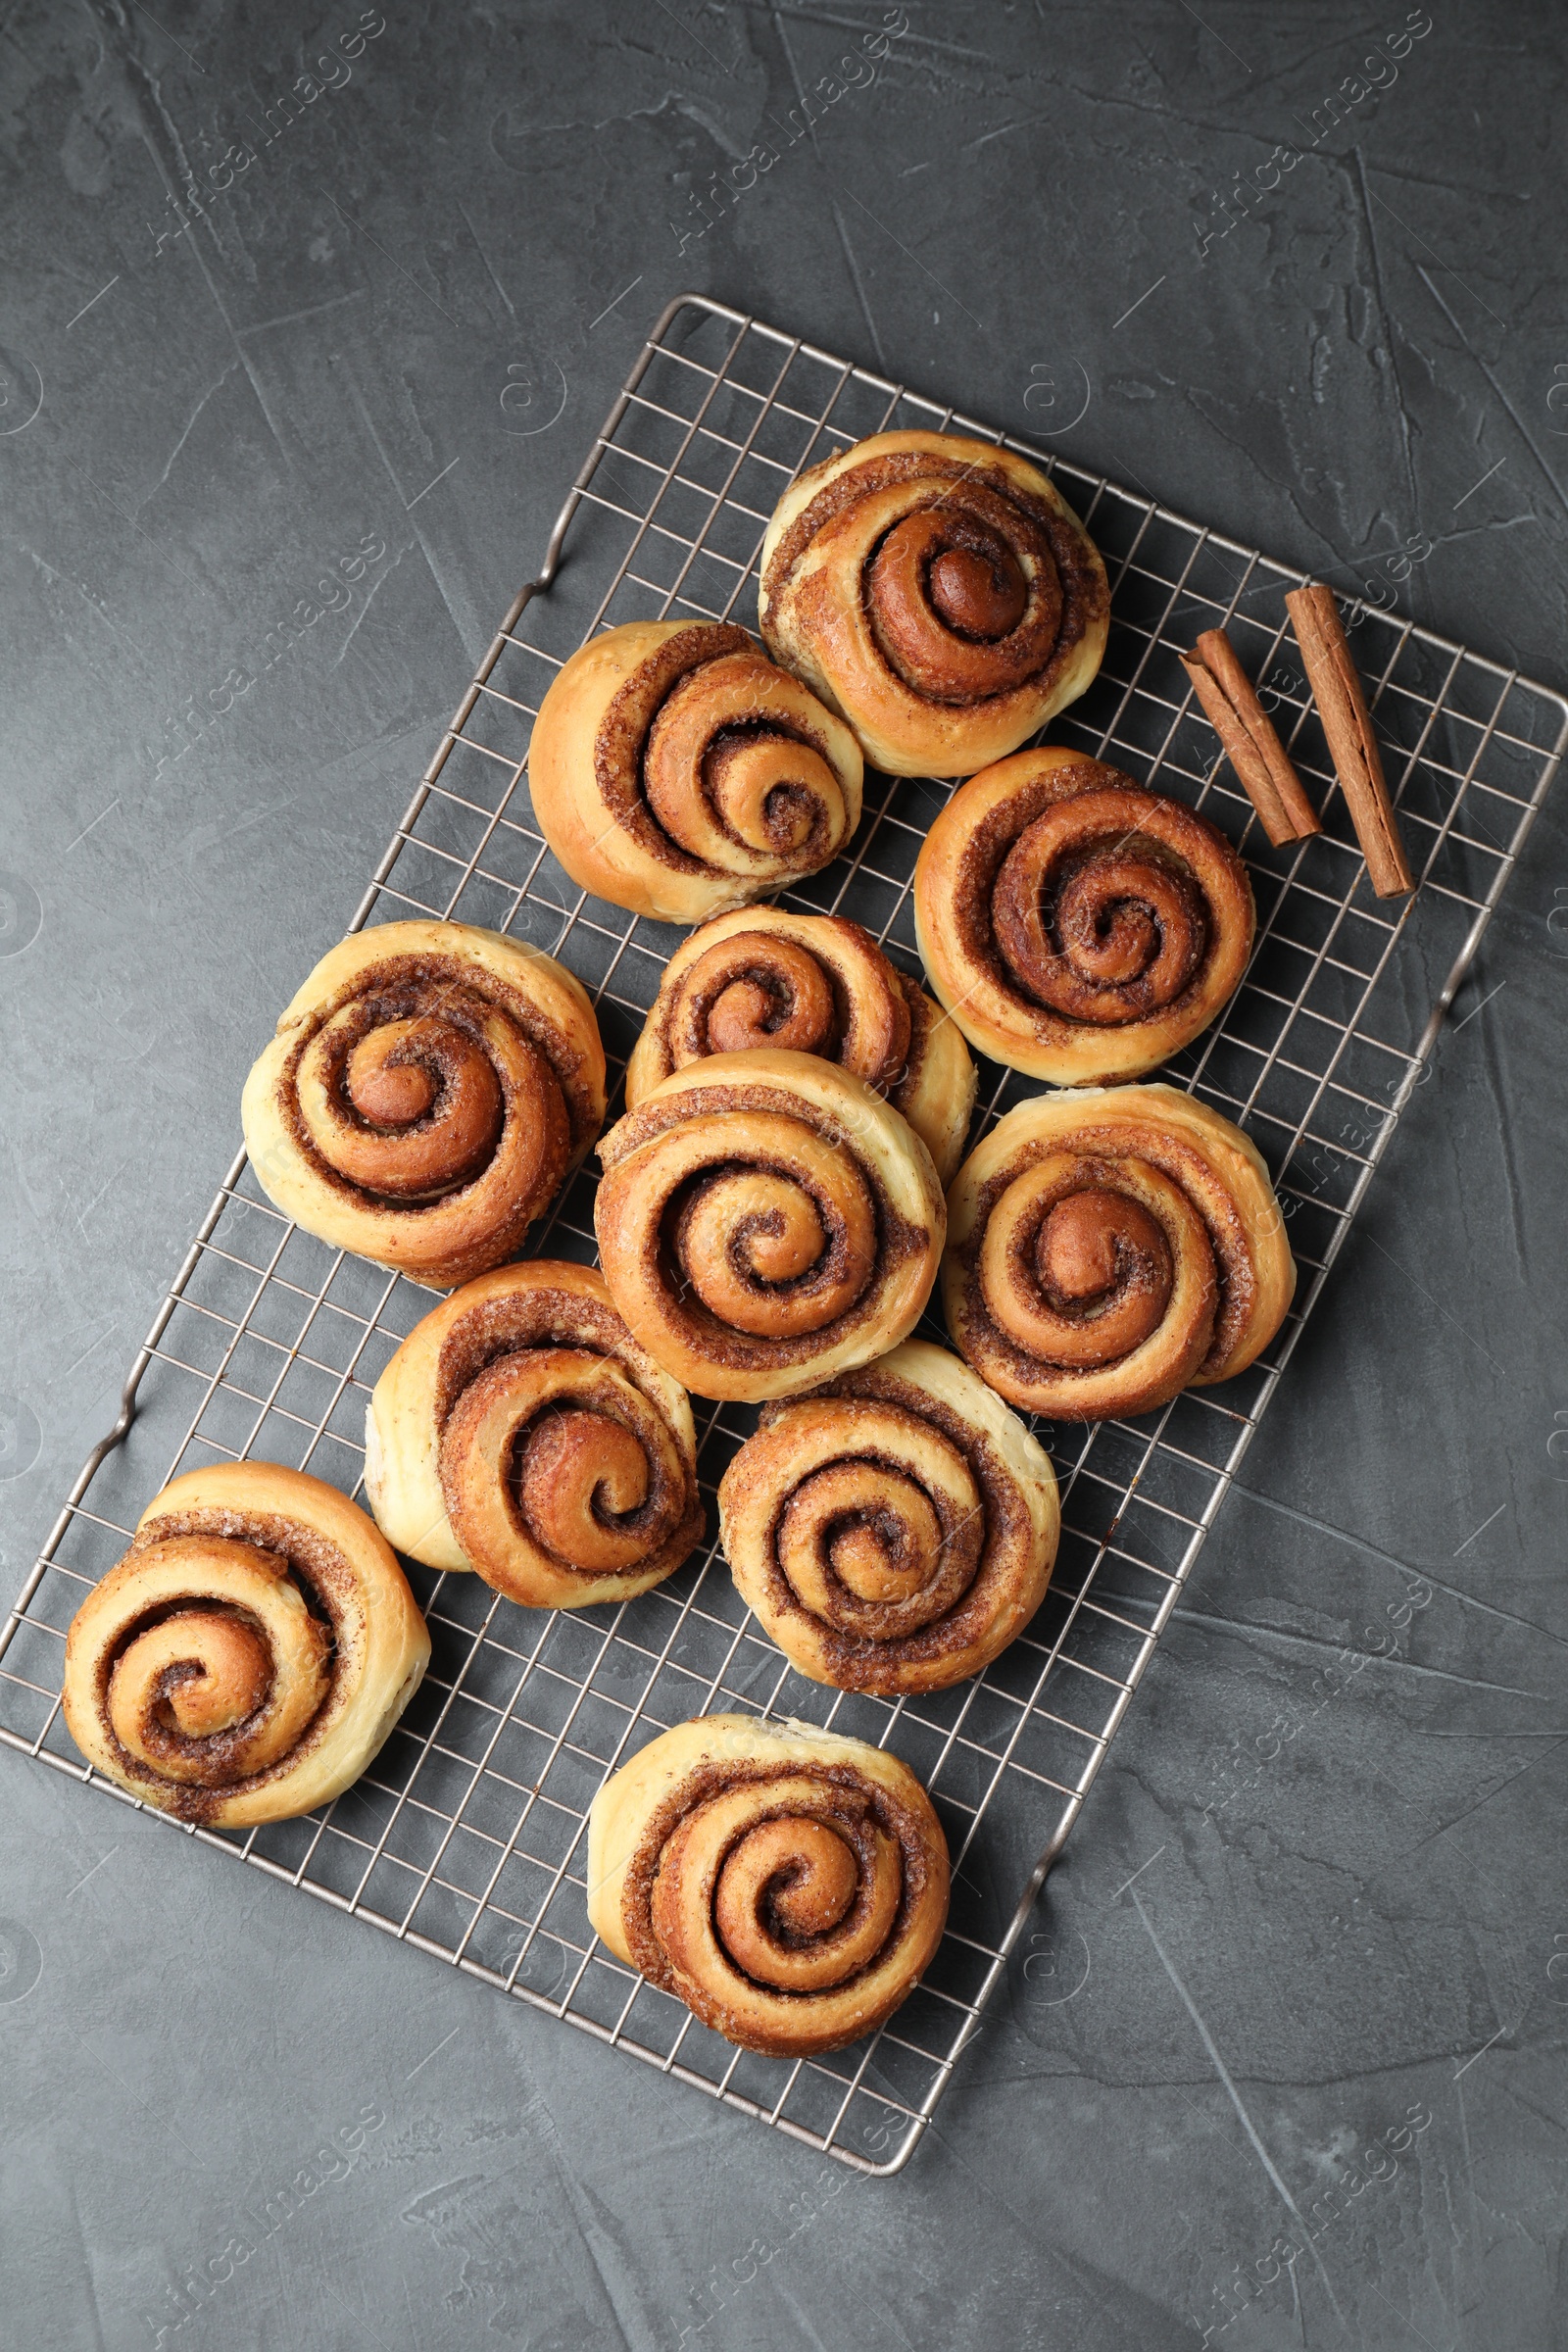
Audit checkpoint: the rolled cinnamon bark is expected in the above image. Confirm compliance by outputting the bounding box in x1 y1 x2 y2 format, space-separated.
1179 628 1321 847
1285 584 1414 899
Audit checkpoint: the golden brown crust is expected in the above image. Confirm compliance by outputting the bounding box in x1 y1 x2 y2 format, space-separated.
914 748 1256 1083
526 620 863 924
586 1714 950 2055
624 908 976 1185
241 921 606 1289
758 431 1108 777
943 1083 1296 1420
718 1341 1058 1693
594 1051 947 1402
364 1260 703 1608
60 1462 430 1826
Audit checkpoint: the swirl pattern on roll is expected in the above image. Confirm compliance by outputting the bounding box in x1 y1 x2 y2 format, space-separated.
719 1342 1058 1693
943 1083 1296 1420
365 1261 703 1609
758 431 1109 777
241 920 606 1289
526 620 863 925
594 1051 947 1402
625 909 977 1186
587 1715 950 2056
915 748 1256 1084
61 1464 430 1827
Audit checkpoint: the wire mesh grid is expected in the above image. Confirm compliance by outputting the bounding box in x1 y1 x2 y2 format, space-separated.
4 294 1563 2176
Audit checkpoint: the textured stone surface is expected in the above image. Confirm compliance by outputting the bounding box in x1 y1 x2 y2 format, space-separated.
2 3 1566 2345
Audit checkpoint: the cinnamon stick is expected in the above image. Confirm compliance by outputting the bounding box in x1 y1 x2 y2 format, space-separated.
1178 628 1322 847
1285 582 1414 898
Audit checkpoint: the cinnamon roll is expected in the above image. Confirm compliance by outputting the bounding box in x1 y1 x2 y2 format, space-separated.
594 1051 947 1402
914 748 1255 1083
625 908 976 1186
241 920 606 1289
527 620 862 924
718 1342 1058 1694
587 1714 950 2056
758 430 1108 777
364 1260 703 1609
60 1463 430 1826
943 1083 1296 1421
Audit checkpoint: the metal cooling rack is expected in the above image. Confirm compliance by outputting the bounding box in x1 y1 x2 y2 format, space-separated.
4 294 1563 2177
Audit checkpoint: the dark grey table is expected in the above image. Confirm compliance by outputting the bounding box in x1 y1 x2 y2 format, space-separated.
4 5 1564 2345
